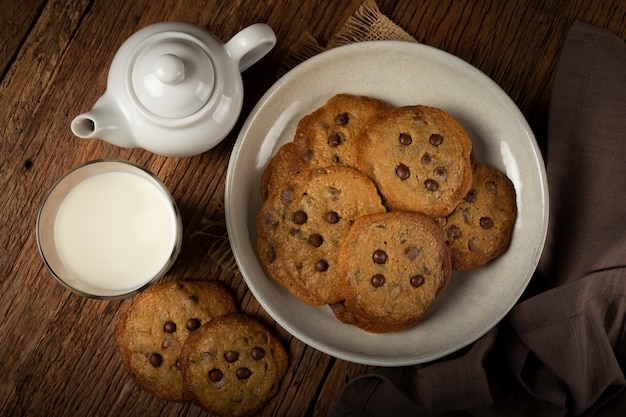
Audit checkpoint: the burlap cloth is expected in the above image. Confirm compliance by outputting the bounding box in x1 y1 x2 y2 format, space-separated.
276 0 415 77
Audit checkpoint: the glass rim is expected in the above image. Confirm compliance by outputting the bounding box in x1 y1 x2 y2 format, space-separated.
36 159 183 300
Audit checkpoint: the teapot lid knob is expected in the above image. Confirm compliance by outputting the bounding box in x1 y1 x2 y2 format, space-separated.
154 54 185 85
130 34 215 119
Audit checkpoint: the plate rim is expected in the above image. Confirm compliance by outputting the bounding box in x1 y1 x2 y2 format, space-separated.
225 40 549 366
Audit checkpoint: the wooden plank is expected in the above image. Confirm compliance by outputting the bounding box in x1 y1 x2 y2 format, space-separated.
0 1 94 410
0 0 47 78
1 0 625 416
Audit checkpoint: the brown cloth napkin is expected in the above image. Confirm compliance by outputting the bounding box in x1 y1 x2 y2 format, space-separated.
327 21 626 417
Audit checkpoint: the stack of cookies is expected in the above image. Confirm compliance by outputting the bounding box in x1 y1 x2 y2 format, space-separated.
116 280 288 416
257 94 517 333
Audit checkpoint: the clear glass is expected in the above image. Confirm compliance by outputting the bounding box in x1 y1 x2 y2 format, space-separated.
36 159 182 299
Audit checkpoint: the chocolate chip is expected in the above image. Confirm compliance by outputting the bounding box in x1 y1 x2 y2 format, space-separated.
208 368 223 382
445 225 462 241
325 211 340 224
251 347 266 360
149 353 163 367
480 217 494 229
309 234 323 247
429 133 443 146
405 247 420 260
236 367 252 380
328 132 341 147
303 149 314 163
373 249 387 264
396 164 410 180
412 113 425 124
188 295 199 303
280 189 294 204
468 237 479 251
335 113 349 125
293 210 308 224
425 179 439 191
315 259 329 272
264 215 278 229
421 153 432 165
434 167 447 180
410 275 425 287
399 133 412 145
186 318 201 331
267 246 276 262
464 189 477 202
163 321 177 333
224 351 239 363
485 180 497 194
324 186 341 200
462 208 472 224
371 274 385 287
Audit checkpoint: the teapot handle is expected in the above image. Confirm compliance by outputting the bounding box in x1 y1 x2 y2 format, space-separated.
225 23 276 72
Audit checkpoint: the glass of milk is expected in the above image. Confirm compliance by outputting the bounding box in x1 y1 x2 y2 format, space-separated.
37 159 183 299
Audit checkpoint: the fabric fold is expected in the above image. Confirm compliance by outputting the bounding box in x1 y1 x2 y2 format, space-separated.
538 20 626 290
508 272 626 414
410 329 497 411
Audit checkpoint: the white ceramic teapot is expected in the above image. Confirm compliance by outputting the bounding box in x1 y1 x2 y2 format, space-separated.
71 22 276 157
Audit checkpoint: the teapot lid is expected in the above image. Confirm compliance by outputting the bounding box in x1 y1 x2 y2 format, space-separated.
130 32 215 119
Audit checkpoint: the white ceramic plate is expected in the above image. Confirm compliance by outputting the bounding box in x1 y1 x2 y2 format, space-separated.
225 41 548 366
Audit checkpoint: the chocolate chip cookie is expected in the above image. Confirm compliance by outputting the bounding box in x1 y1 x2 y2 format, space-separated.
334 211 451 333
260 140 311 201
355 105 473 217
256 166 386 306
180 314 288 417
438 162 517 270
116 280 238 401
293 93 392 169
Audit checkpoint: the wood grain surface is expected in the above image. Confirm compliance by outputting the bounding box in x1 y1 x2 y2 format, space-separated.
1 1 624 416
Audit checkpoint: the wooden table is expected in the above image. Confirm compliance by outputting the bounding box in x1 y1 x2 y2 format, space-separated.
1 1 624 416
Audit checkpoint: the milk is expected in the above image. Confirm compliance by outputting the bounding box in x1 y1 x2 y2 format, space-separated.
54 170 178 292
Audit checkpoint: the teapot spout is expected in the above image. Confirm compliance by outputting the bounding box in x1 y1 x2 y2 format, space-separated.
71 95 133 148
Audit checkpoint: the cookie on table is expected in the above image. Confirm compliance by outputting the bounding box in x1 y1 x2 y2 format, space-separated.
180 313 288 417
334 211 451 333
116 280 238 401
256 166 386 306
437 162 517 270
293 93 393 169
355 105 473 218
